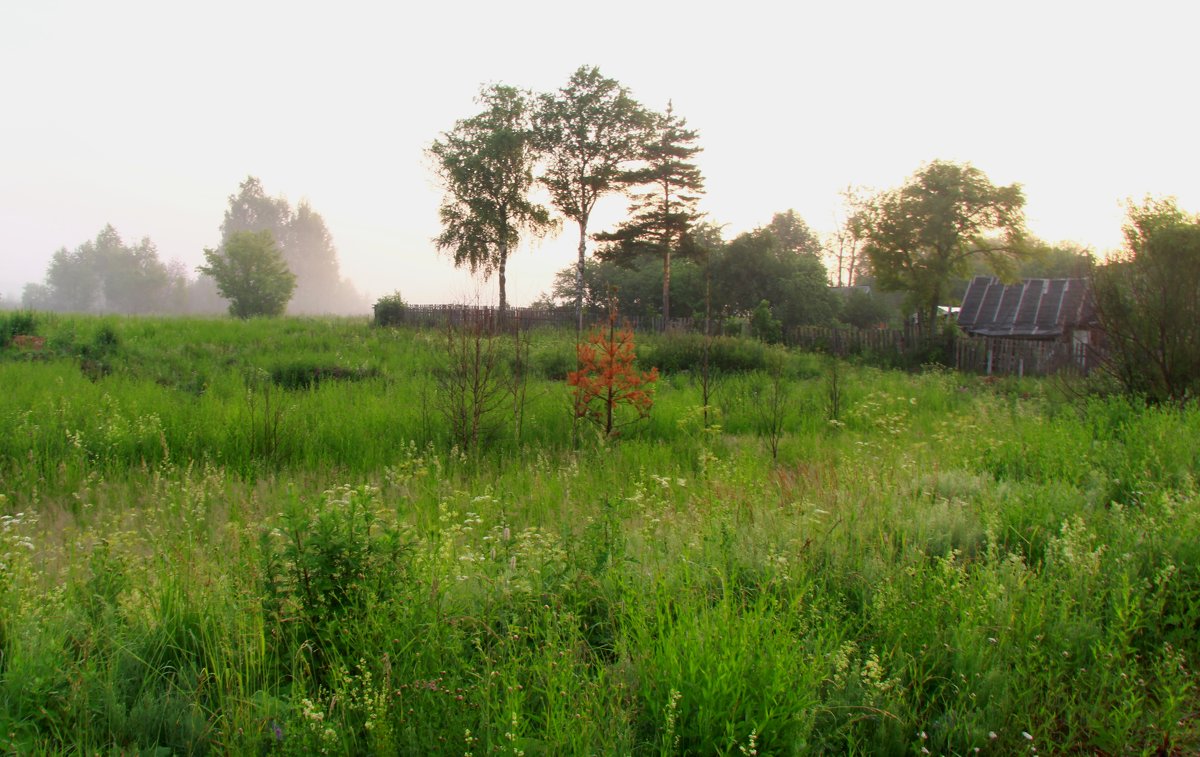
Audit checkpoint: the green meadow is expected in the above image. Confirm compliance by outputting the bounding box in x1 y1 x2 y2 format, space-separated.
1 313 1198 755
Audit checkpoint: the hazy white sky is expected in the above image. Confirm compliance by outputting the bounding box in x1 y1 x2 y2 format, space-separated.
2 0 1197 306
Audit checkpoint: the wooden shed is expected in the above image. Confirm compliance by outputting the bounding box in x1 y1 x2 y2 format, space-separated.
955 276 1098 375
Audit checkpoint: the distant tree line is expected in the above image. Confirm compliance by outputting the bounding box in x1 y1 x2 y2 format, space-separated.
540 211 840 335
430 68 1101 336
21 225 202 314
19 177 367 317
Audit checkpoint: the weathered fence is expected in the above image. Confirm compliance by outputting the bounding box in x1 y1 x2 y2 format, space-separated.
954 337 1094 377
385 309 1097 377
789 325 1096 377
788 325 925 355
388 305 699 334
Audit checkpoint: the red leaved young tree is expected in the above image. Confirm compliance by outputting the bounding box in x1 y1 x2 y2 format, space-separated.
568 296 658 438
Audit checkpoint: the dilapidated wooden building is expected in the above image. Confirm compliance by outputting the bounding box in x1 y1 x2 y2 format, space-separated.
955 276 1098 375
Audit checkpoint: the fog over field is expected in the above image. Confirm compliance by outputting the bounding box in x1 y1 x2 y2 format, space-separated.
2 0 1198 306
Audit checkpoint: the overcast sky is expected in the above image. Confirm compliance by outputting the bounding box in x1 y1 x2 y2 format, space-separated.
2 0 1197 306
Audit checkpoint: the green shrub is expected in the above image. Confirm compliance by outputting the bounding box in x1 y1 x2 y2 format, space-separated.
646 333 768 374
269 361 380 390
750 300 783 343
373 291 407 327
0 311 36 345
531 341 576 379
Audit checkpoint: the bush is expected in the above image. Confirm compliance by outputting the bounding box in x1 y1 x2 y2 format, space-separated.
373 291 407 327
750 300 783 343
647 334 768 375
531 341 576 379
269 361 380 390
0 311 36 345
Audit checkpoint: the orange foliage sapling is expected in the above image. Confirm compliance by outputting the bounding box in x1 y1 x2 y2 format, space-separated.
567 300 658 438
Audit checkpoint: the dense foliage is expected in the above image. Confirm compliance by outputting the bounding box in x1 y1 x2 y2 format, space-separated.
430 85 554 317
856 161 1026 330
551 212 838 332
20 224 184 314
199 230 297 318
220 177 367 314
1 315 1198 754
1092 197 1200 405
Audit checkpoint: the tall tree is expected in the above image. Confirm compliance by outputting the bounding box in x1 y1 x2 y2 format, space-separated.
431 84 554 317
535 65 650 332
287 200 349 312
856 160 1025 332
218 175 290 245
220 176 293 248
595 102 705 326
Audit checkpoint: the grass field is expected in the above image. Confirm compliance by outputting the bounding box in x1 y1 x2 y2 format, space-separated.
1 313 1198 755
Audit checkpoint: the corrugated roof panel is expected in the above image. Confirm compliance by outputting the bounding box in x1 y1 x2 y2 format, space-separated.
977 279 1005 329
1014 279 1044 331
993 282 1023 333
957 276 993 329
1037 279 1067 332
1058 281 1085 328
959 277 1090 337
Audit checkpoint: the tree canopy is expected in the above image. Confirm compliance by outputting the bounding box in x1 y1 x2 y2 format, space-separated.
431 84 554 317
552 210 836 333
711 221 837 330
1092 197 1200 405
856 160 1026 330
198 230 296 318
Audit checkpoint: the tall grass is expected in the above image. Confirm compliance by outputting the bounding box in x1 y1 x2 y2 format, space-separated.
1 314 1198 753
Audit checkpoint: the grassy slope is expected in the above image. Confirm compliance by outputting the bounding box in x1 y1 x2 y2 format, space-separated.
0 314 1198 754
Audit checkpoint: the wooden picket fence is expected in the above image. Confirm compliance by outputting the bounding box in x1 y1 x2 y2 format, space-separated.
788 325 925 354
390 305 698 334
385 308 1097 377
954 336 1094 377
788 326 1096 377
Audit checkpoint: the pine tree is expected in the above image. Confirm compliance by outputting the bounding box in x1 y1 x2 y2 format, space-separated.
595 103 704 326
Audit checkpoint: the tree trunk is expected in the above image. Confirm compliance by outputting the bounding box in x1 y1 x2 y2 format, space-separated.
498 245 508 323
926 281 941 342
575 219 588 335
661 184 672 330
662 247 671 329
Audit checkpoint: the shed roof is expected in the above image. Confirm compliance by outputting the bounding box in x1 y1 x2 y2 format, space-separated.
957 276 1094 337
